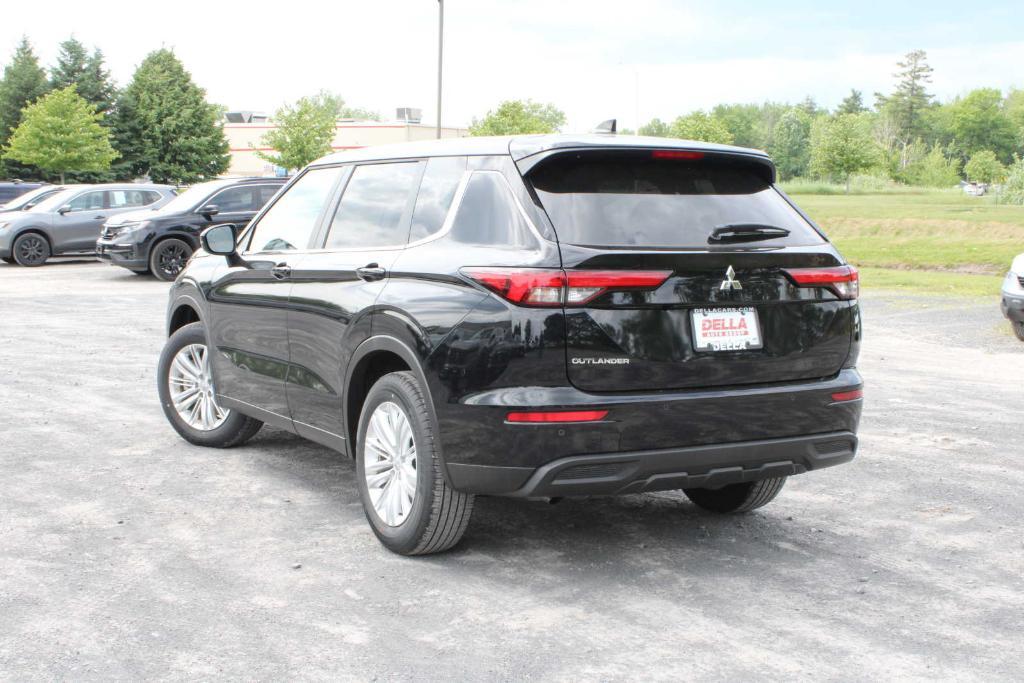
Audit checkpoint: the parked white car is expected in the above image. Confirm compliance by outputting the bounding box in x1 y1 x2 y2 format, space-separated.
1002 253 1024 341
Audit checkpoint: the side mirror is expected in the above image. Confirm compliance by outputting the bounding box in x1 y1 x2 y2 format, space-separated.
24 202 36 210
200 223 237 255
58 205 72 215
200 204 220 218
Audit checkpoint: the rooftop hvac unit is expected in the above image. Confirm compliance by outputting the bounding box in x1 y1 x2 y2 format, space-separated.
396 107 423 124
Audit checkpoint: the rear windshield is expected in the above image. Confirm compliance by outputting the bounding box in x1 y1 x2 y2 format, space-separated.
529 152 825 248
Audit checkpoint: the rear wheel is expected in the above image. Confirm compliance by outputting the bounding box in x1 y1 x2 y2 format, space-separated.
1013 321 1024 342
150 238 193 281
683 477 787 513
157 322 262 447
355 371 474 555
12 232 50 267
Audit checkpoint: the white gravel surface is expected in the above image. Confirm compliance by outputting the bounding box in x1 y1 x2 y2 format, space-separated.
1 260 1022 680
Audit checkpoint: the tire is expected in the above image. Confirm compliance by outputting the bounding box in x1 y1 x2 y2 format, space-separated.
355 371 474 555
683 477 787 513
157 322 262 448
1013 321 1024 342
1 256 14 264
149 238 193 282
12 232 50 267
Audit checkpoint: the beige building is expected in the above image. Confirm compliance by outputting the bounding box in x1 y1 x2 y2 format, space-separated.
224 117 470 176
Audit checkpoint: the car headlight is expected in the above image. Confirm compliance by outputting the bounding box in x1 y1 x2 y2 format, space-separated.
111 221 150 239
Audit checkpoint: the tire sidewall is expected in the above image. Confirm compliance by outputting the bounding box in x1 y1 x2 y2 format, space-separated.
157 322 250 446
355 373 436 553
150 238 193 282
12 232 50 267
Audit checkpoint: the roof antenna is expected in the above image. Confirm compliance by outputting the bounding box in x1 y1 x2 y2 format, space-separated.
593 119 617 134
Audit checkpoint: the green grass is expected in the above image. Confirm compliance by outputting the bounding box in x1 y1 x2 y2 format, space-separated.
785 192 1023 296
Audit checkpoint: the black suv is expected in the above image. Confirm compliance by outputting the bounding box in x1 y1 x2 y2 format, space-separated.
97 177 286 280
157 135 863 555
0 181 44 205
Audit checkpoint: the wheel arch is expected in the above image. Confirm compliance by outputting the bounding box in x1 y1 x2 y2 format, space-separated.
344 335 451 482
167 293 204 336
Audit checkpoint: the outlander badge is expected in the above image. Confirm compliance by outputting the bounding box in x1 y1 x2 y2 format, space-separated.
719 265 742 291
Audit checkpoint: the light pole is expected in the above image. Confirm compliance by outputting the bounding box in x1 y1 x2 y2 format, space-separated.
436 0 444 139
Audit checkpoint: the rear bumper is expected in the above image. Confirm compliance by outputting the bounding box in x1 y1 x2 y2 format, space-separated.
448 431 856 498
440 367 863 496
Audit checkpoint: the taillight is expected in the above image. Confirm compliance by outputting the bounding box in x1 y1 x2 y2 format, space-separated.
462 268 671 307
831 389 863 402
783 266 859 300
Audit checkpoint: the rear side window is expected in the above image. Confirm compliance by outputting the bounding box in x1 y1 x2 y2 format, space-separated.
409 156 466 242
109 189 159 208
325 162 421 249
449 172 536 248
529 152 824 248
208 186 262 212
246 166 342 253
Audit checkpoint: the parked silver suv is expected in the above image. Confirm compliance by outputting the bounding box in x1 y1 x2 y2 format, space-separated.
0 183 175 267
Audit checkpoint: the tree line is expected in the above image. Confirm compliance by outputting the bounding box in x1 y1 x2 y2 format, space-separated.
470 50 1024 195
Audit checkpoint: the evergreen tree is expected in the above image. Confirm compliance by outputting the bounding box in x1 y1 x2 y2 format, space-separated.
112 49 228 183
837 89 867 115
0 37 50 175
3 86 117 183
875 50 934 165
50 38 115 119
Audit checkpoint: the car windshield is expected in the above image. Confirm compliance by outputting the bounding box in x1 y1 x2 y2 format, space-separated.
29 188 83 213
158 181 228 213
3 186 58 210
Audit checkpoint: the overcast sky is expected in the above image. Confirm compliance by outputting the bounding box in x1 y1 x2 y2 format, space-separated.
3 0 1023 131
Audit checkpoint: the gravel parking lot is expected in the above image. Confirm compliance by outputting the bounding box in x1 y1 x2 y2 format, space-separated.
1 260 1022 680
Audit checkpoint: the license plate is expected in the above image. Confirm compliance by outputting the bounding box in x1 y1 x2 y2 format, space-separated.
691 307 762 351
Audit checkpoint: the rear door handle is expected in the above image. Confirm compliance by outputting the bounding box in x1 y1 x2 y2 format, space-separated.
271 262 291 280
356 263 387 282
93 215 106 219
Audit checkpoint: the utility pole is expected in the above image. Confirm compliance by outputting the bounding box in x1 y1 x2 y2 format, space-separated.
436 0 444 139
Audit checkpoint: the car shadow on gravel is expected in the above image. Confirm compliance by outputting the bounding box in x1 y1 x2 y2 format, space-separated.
243 428 839 571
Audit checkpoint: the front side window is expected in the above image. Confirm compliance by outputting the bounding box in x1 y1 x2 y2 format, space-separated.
245 167 342 253
67 191 106 212
207 186 261 213
409 156 466 242
325 162 422 249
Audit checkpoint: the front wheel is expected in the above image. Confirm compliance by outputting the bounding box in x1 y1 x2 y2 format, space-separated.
1013 321 1024 342
157 322 262 447
683 477 787 513
150 238 193 281
355 371 474 555
12 232 50 266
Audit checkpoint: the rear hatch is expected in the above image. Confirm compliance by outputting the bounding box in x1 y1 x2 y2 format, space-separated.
525 148 857 392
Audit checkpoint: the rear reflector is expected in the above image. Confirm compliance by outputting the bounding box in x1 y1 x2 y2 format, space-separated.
651 150 705 160
830 389 863 402
783 265 859 300
506 410 609 423
462 268 671 307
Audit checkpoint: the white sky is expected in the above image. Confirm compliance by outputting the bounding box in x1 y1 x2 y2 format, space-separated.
3 0 1023 131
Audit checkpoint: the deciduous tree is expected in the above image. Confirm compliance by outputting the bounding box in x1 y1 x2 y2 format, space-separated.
3 86 117 183
769 109 811 180
669 111 733 145
469 100 565 136
964 150 1005 184
258 92 341 171
810 113 879 192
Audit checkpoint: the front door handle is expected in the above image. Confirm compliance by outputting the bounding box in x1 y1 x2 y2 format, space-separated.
356 263 387 282
271 262 291 280
93 215 106 220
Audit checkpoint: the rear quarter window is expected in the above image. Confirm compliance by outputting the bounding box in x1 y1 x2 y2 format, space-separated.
529 152 824 248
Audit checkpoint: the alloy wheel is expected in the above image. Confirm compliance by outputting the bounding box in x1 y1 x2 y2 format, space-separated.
157 242 189 279
363 401 418 526
168 343 230 431
15 235 47 265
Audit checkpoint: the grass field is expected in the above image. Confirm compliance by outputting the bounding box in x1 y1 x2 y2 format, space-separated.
786 190 1023 296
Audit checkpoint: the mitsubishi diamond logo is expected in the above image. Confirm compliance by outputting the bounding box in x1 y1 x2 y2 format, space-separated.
719 265 742 291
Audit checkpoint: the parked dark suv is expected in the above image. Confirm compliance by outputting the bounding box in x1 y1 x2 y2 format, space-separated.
97 177 286 280
158 135 863 555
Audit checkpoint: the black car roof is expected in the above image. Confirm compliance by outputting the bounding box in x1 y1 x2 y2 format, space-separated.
311 134 772 167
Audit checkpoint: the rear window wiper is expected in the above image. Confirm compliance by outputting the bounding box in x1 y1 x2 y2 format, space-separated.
708 224 791 243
